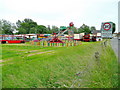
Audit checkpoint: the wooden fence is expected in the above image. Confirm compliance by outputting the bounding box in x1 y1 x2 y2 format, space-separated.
30 40 82 47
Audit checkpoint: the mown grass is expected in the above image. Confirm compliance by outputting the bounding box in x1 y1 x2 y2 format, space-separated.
1 41 118 88
0 44 2 89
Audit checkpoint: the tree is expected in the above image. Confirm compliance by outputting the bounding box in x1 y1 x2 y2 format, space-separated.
16 18 37 34
36 25 47 34
51 26 59 33
47 25 51 31
0 19 15 34
0 20 3 34
71 26 78 34
90 26 96 31
29 27 37 34
78 24 91 34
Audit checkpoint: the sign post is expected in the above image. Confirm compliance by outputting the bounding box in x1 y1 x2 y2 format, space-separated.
101 22 113 39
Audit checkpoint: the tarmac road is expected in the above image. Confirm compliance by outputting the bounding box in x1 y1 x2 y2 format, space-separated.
110 38 119 57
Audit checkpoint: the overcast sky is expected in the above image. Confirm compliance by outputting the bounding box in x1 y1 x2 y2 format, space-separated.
0 0 119 32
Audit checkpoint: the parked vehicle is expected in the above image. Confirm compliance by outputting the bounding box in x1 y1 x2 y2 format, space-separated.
0 40 25 44
91 36 97 41
0 35 25 44
83 34 91 42
74 34 83 41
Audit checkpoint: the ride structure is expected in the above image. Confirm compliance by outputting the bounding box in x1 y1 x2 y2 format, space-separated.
44 22 74 43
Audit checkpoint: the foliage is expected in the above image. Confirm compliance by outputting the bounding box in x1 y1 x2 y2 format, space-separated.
0 19 15 34
0 20 2 34
16 18 38 34
46 25 53 34
16 19 50 34
51 25 59 33
36 25 48 34
71 26 78 34
1 18 116 35
0 19 98 34
90 26 96 32
78 24 91 34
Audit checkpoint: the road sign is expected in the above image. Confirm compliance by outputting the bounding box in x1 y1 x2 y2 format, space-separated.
103 23 111 31
101 22 113 38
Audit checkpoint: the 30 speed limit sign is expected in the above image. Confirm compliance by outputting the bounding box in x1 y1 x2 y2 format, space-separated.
103 23 111 31
101 22 113 38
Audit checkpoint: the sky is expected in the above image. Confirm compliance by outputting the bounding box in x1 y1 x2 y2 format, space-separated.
0 0 119 32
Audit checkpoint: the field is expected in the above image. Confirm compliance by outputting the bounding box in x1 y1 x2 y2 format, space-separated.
1 41 118 88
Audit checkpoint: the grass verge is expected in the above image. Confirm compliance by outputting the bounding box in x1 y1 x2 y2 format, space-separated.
1 41 118 88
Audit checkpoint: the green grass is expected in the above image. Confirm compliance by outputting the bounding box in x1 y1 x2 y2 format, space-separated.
1 41 118 88
0 43 2 90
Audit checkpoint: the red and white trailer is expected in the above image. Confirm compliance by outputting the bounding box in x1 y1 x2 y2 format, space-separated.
0 40 25 44
0 35 25 44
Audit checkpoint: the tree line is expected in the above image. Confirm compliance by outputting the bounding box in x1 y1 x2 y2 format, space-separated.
0 18 96 35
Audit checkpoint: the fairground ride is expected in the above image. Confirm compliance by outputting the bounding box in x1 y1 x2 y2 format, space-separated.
41 22 74 43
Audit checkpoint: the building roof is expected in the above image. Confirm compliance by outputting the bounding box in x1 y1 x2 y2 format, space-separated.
91 30 101 34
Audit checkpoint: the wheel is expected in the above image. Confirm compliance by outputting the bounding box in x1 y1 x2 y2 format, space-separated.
21 41 25 43
1 41 7 44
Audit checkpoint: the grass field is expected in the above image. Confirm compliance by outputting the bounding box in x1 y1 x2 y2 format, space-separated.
1 41 118 88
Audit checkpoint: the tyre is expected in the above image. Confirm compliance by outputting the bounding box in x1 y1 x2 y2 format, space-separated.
1 41 7 44
21 41 25 43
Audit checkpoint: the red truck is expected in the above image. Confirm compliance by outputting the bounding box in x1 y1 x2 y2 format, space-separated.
83 34 91 42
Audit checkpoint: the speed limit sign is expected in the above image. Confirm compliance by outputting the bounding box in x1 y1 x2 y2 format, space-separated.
101 22 113 38
103 23 111 31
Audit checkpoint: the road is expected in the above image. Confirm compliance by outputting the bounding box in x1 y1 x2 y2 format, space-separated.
110 38 119 57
